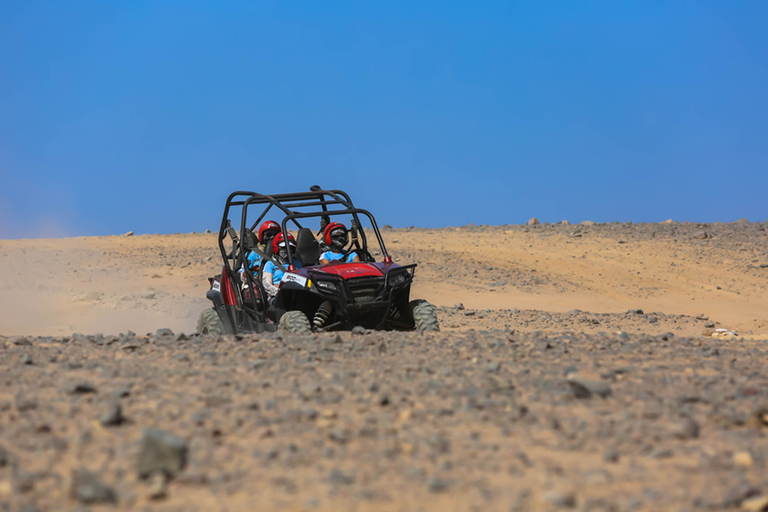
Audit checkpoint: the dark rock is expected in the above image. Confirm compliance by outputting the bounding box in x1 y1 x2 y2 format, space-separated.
567 373 612 399
67 382 97 394
137 428 188 479
543 490 576 508
603 446 620 463
99 400 124 426
15 395 38 412
71 468 117 504
673 417 700 439
427 477 451 493
0 445 10 467
329 468 355 485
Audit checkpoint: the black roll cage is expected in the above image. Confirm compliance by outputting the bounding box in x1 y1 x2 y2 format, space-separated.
216 186 392 310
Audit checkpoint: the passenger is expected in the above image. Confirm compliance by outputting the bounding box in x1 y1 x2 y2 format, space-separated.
240 221 280 299
262 232 303 300
319 222 360 264
245 220 280 270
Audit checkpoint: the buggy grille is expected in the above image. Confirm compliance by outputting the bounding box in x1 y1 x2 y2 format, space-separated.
347 276 385 304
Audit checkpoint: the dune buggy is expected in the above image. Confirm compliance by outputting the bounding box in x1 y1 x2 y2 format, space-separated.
197 186 439 335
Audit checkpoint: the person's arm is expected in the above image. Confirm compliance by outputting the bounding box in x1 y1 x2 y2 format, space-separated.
262 264 279 297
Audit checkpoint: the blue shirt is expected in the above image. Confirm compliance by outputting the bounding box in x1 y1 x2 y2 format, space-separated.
320 251 357 263
246 251 263 269
264 259 303 285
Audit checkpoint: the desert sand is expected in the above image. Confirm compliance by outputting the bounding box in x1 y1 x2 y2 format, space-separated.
1 220 767 511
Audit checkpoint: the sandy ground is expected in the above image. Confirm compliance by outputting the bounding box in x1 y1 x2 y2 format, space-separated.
1 221 767 511
1 221 767 338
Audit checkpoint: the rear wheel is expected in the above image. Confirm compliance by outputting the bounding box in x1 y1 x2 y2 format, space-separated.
197 308 224 335
410 300 440 332
278 310 312 334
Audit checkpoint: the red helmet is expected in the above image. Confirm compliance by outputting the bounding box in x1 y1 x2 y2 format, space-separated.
272 232 296 254
258 220 280 244
323 222 348 246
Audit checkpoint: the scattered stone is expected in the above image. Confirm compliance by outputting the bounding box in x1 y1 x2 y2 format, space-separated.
147 471 168 500
742 495 768 512
11 337 32 346
99 399 125 426
71 468 117 504
693 231 708 239
427 477 451 493
603 446 620 463
0 445 10 467
137 428 189 479
329 469 355 485
66 382 97 394
527 217 541 226
351 326 365 335
122 231 134 237
566 372 612 399
543 490 576 508
19 353 33 365
155 328 174 337
733 451 753 469
673 417 700 439
84 291 102 301
139 288 156 300
705 321 715 328
15 395 38 412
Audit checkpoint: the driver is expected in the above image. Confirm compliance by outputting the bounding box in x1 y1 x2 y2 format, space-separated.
262 232 303 300
319 222 360 264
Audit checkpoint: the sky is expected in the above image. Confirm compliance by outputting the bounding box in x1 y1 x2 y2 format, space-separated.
1 1 766 238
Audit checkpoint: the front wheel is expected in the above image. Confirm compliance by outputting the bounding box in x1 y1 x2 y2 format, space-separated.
278 310 312 334
197 308 224 335
410 300 440 332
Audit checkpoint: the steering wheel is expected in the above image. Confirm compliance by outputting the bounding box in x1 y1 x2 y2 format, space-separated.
346 248 375 263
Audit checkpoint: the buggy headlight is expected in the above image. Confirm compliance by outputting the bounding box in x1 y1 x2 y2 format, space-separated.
315 280 338 293
389 271 407 287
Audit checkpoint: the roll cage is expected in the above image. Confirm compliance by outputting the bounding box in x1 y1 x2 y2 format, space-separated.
216 185 393 314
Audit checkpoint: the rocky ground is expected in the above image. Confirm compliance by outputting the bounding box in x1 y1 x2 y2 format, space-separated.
1 327 767 512
1 220 767 511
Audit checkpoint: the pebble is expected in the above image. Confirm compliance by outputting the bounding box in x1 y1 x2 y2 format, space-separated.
427 477 451 493
733 451 753 469
71 468 117 504
99 400 125 426
66 382 98 394
673 417 700 439
328 469 355 485
137 428 189 479
147 471 168 500
742 495 768 512
566 372 612 399
543 490 576 508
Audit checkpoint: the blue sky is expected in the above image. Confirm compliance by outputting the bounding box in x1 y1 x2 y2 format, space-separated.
1 1 766 238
